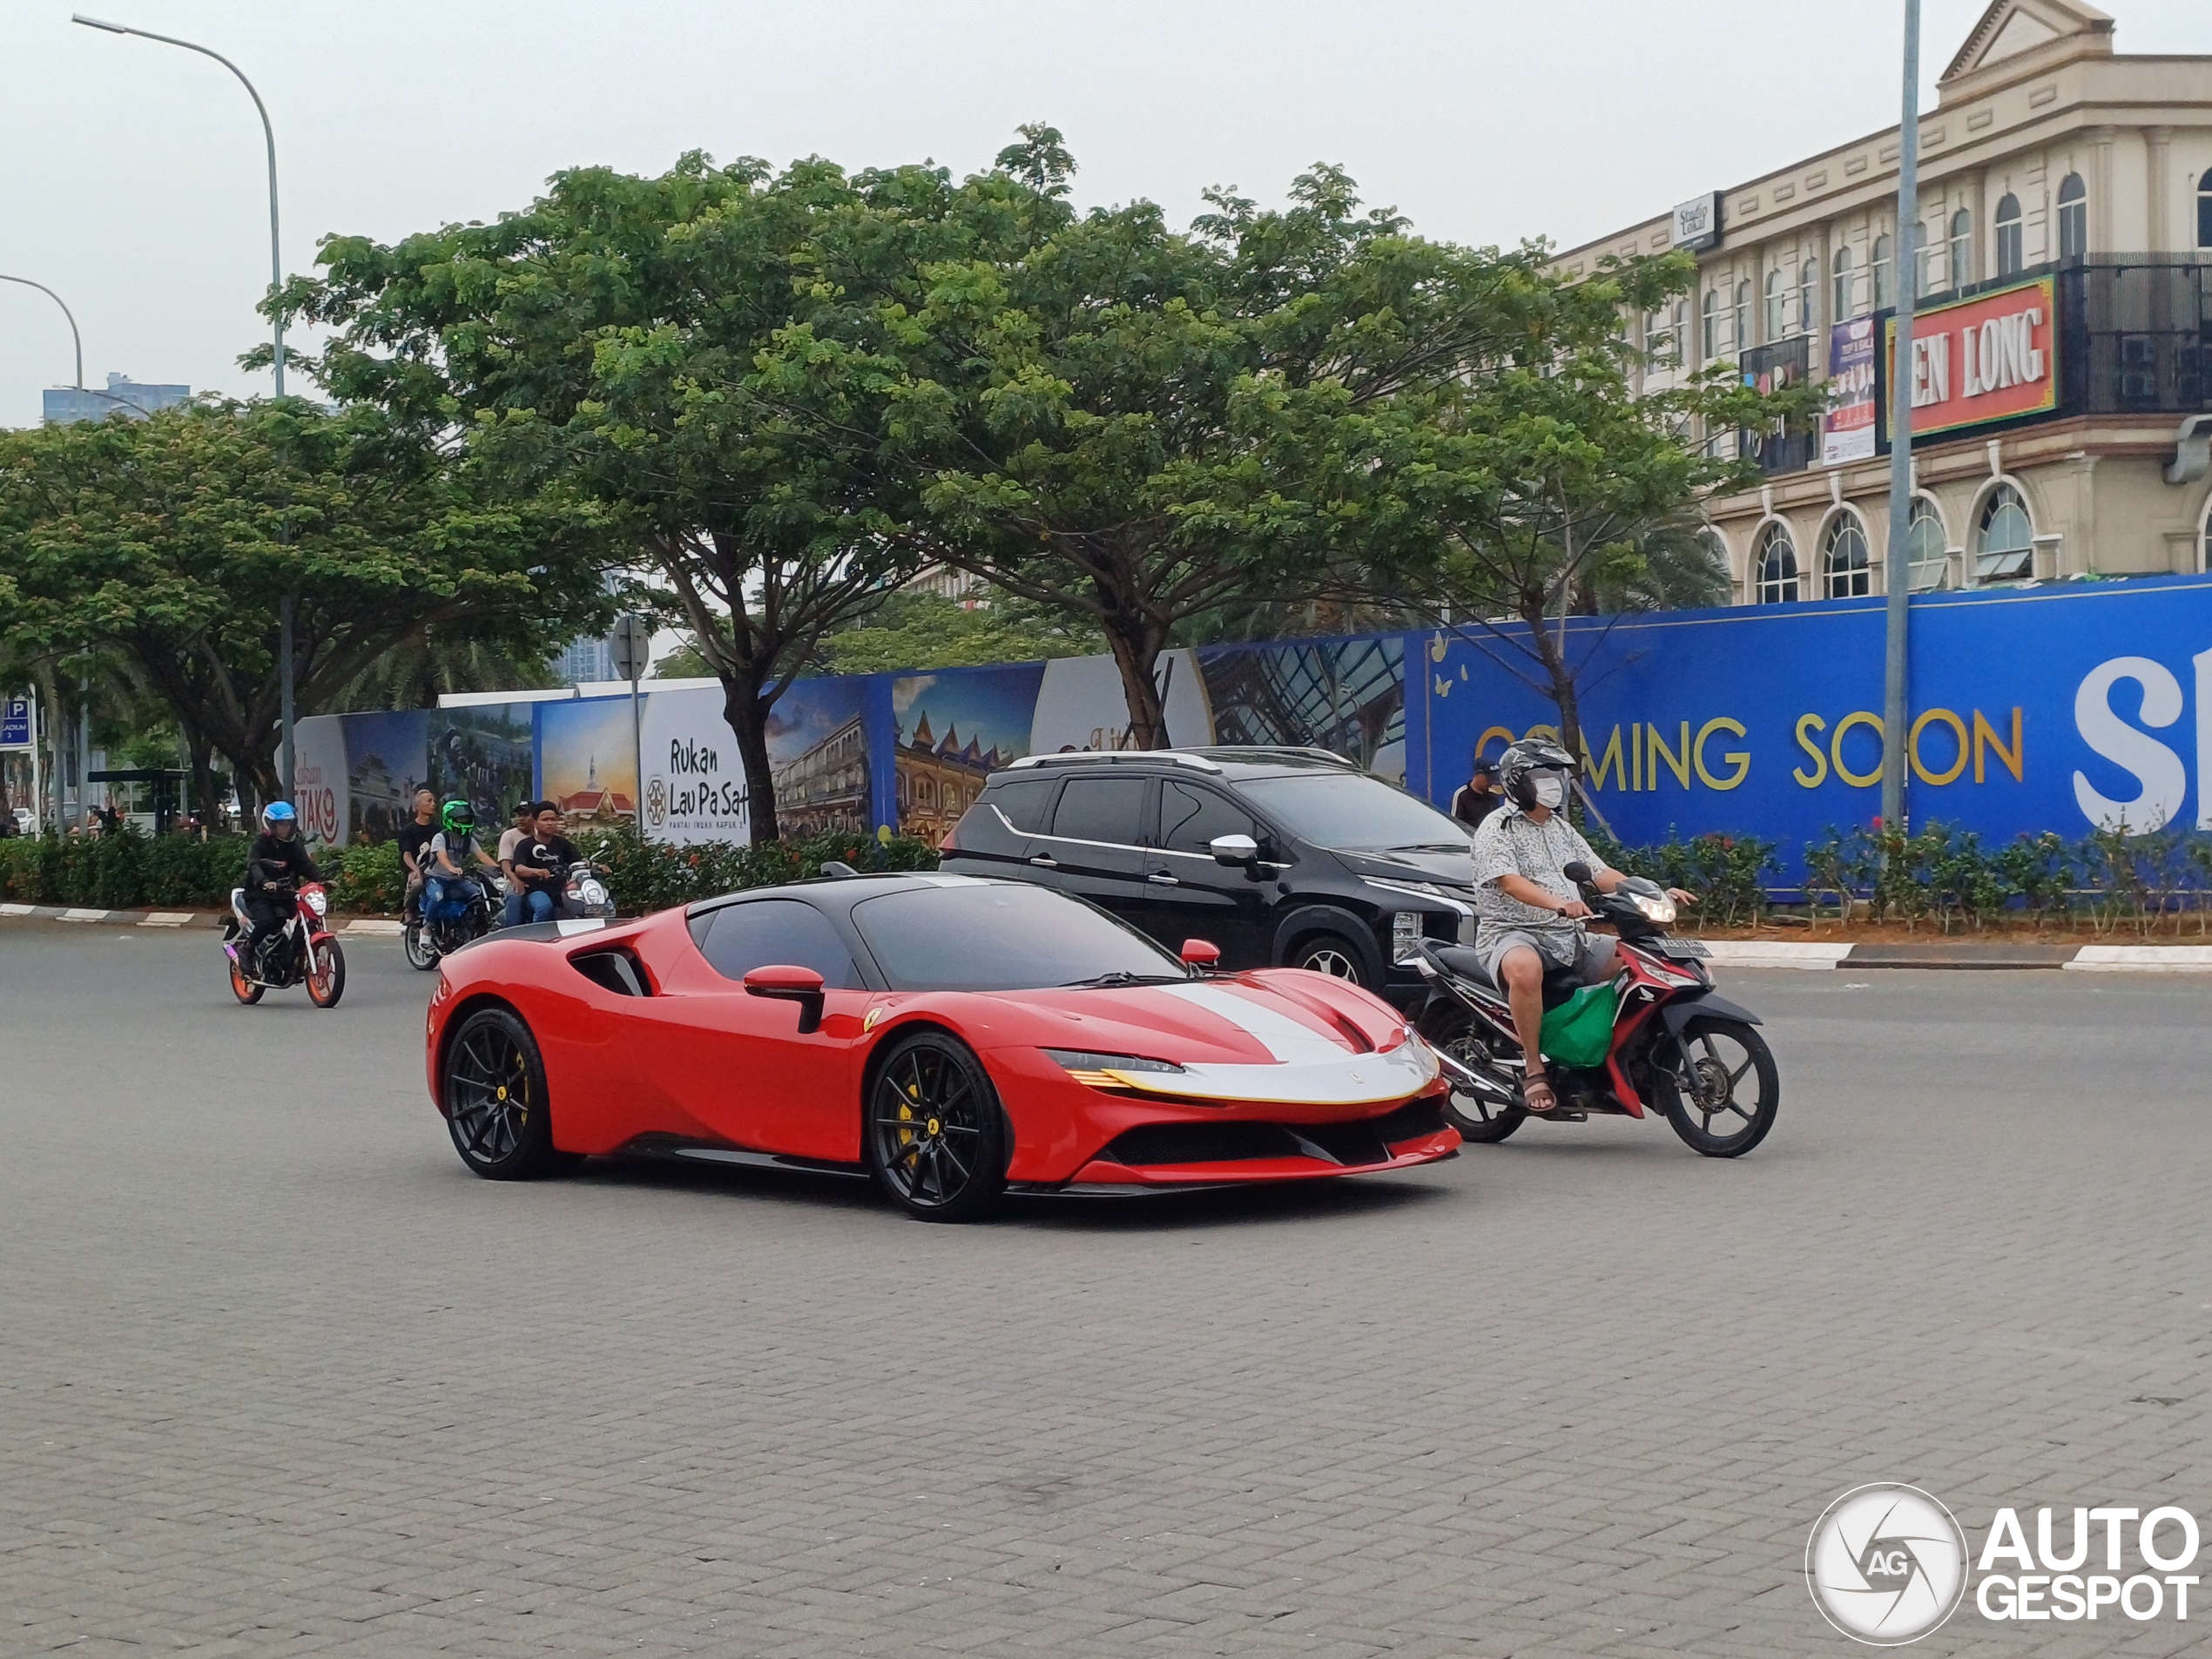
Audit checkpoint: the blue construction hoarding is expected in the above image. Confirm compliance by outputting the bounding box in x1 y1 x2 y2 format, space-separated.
296 575 2212 867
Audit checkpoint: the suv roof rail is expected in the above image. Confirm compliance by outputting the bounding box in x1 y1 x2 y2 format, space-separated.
1005 749 1224 774
1197 745 1358 768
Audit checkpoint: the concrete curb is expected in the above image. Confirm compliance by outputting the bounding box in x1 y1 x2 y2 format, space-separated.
1703 939 2212 973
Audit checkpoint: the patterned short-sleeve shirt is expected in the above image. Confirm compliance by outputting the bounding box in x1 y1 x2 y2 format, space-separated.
1469 806 1607 943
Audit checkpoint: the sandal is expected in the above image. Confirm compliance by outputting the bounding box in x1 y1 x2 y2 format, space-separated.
1521 1070 1558 1114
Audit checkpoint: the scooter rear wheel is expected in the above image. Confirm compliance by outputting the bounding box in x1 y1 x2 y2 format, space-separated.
1655 1016 1778 1157
1418 1005 1526 1143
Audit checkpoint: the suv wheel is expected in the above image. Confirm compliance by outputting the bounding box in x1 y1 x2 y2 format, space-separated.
1290 933 1367 987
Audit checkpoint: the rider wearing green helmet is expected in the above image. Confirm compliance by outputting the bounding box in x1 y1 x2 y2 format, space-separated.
424 799 499 920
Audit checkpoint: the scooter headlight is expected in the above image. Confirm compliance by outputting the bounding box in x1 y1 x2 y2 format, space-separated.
1629 891 1676 925
303 887 328 917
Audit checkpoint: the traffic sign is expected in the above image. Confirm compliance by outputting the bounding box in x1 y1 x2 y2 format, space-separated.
1 693 31 748
610 615 653 683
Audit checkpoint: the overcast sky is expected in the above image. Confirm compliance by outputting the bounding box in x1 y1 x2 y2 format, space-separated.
3 1 2205 428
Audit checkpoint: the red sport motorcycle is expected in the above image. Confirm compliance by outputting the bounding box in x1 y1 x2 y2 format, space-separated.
1412 861 1777 1157
223 880 347 1008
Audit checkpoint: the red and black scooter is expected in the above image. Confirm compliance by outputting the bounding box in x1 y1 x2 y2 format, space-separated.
1411 861 1777 1157
223 880 347 1008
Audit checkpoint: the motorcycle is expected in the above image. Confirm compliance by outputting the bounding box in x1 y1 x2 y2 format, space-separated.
1412 860 1777 1157
224 880 347 1008
562 860 615 920
404 873 496 971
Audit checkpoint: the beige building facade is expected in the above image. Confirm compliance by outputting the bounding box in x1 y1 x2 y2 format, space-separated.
1557 0 2212 604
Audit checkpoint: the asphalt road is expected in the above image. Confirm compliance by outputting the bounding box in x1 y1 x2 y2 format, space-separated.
3 916 2209 1657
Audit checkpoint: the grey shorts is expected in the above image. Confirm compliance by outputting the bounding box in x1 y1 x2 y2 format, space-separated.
1477 928 1617 987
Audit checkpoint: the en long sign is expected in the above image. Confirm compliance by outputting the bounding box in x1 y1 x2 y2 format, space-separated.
1882 275 2059 442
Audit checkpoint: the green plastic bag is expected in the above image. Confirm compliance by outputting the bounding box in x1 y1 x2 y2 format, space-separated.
1537 981 1618 1069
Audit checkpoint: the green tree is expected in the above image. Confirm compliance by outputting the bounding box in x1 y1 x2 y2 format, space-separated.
0 401 610 818
864 143 1546 746
289 152 1066 841
1351 253 1817 765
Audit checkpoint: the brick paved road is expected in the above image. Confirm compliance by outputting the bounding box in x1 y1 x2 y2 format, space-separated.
3 917 2207 1656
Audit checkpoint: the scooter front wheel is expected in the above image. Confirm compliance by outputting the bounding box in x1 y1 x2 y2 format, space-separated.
1418 1004 1527 1144
1655 1016 1778 1157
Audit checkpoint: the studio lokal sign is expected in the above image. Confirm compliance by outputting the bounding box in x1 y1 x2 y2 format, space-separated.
1669 192 1723 253
1883 274 2059 443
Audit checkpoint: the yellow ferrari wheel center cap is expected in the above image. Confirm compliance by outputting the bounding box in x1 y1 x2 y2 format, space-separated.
926 1117 941 1136
496 1086 507 1100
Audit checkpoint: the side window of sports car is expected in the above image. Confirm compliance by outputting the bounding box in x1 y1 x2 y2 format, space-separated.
1049 776 1150 846
982 776 1058 833
697 899 866 989
1158 779 1255 855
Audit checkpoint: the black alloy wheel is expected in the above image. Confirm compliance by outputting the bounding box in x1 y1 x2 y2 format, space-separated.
442 1006 577 1179
1654 1015 1779 1158
865 1032 1008 1223
1290 932 1367 987
1418 1004 1526 1143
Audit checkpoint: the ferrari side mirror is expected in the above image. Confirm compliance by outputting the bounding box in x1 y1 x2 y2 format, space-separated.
1180 939 1222 971
743 962 826 1034
1209 833 1259 868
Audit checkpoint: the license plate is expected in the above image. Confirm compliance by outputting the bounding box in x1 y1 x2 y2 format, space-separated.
1655 936 1710 959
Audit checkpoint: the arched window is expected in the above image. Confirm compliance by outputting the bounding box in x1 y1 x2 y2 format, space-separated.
1948 208 1973 289
1994 193 2022 276
1697 527 1731 595
1906 496 1948 591
2058 172 2088 260
1823 515 1871 597
1764 269 1784 341
2199 166 2212 249
1872 233 1892 309
1975 484 2033 581
1671 299 1689 367
1799 252 1817 335
1702 289 1720 359
1756 522 1799 604
1832 246 1856 320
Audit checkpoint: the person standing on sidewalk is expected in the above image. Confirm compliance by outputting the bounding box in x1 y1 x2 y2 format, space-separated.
1450 754 1503 832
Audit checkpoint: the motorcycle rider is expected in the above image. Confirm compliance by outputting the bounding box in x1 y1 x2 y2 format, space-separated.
235 800 322 977
510 801 585 924
422 799 501 926
1469 738 1694 1115
397 788 438 924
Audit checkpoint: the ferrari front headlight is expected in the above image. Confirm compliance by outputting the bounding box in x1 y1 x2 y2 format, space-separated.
1042 1049 1185 1076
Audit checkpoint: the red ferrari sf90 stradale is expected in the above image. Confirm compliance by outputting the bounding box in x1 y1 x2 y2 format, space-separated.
423 873 1458 1220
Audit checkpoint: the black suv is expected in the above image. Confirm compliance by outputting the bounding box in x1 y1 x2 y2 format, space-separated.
939 747 1479 1008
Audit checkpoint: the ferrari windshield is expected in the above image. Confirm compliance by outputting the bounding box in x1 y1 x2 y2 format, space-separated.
1238 772 1471 852
851 883 1185 992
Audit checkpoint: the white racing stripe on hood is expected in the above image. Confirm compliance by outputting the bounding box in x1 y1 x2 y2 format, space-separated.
1155 982 1350 1064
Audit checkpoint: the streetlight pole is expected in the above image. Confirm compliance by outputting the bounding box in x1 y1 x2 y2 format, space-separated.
75 14 295 803
0 273 84 390
1880 0 1922 835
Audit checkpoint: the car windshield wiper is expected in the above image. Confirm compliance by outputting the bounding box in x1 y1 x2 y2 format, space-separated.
1056 969 1183 988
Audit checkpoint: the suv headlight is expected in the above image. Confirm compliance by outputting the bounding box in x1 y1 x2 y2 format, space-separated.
1630 891 1676 925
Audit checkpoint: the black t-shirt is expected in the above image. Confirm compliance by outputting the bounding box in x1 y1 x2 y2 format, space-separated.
1450 784 1502 830
516 834 579 884
397 819 436 872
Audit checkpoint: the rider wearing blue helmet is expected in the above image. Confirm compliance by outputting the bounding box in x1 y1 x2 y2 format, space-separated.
237 800 323 974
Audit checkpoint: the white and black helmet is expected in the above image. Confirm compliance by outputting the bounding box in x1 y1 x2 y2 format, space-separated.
1498 737 1577 810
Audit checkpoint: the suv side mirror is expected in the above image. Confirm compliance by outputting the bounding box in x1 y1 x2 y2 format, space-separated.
1209 833 1260 868
743 962 826 1034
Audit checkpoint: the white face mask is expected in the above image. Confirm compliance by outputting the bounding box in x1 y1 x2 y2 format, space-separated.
1530 774 1566 810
